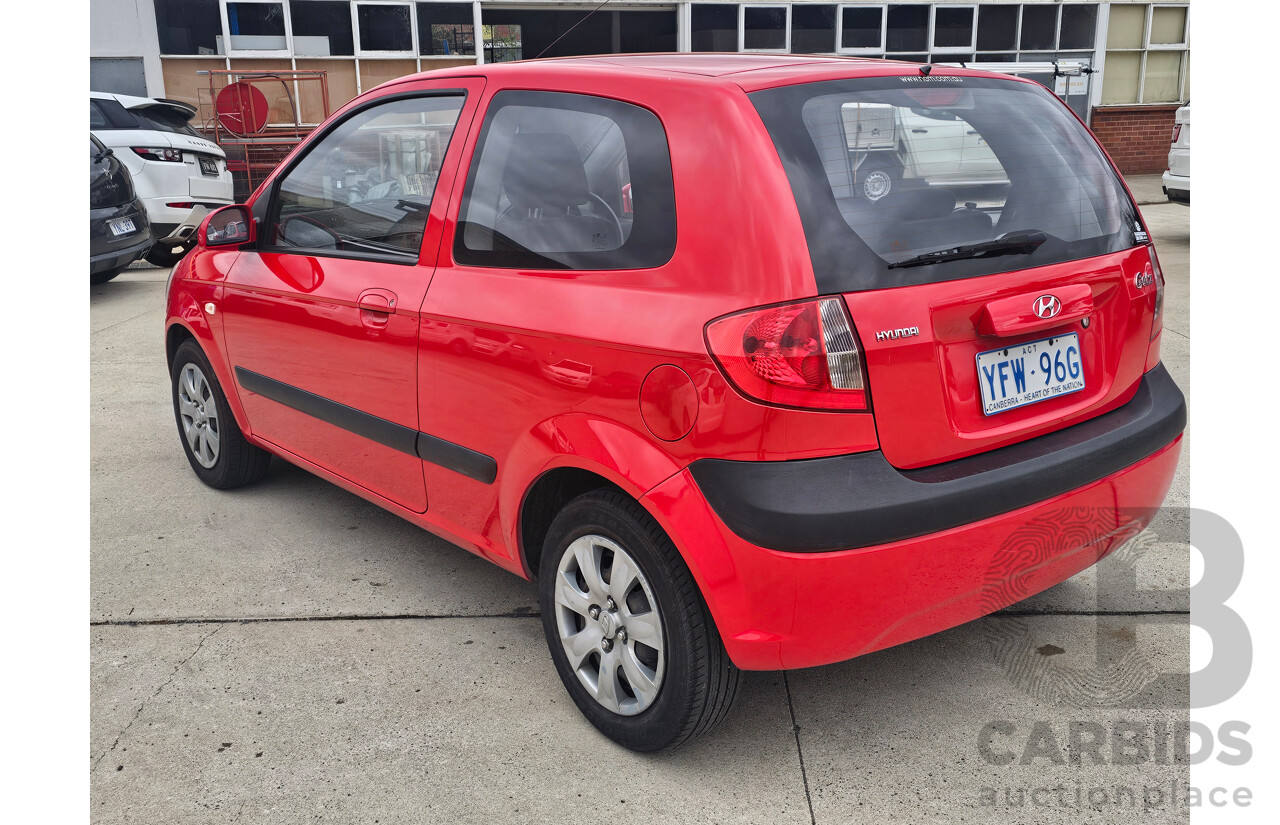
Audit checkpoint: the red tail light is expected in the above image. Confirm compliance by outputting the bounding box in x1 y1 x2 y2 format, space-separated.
1171 124 1182 143
706 298 869 411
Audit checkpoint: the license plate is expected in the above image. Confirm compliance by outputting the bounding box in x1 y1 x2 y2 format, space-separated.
976 333 1084 415
108 217 136 237
199 157 219 176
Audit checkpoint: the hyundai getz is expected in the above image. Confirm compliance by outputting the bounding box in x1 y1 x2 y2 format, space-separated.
164 55 1185 752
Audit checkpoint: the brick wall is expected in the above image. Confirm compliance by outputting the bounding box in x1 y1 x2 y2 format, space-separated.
1089 105 1180 175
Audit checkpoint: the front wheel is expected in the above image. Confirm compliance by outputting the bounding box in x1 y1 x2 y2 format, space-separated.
170 339 272 489
538 490 740 751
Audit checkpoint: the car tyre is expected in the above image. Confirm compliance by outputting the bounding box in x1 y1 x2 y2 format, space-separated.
90 266 125 285
539 489 740 751
147 243 191 268
858 157 901 202
171 338 272 489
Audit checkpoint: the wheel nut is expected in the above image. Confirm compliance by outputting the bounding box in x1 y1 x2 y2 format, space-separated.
616 628 627 643
588 605 601 620
601 638 613 652
605 598 615 611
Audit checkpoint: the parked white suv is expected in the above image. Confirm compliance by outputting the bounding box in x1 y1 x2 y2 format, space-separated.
90 92 234 266
1162 105 1190 205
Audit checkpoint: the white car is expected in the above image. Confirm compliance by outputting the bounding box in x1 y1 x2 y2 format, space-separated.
843 102 1007 201
1162 105 1190 205
90 91 234 266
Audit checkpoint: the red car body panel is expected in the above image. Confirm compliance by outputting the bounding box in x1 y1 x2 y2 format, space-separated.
164 54 1184 672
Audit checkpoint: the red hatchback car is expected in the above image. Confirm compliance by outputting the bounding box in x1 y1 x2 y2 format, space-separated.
165 54 1185 751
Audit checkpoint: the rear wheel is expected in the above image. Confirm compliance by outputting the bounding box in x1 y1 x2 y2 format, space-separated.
538 489 740 751
858 157 901 201
170 339 272 489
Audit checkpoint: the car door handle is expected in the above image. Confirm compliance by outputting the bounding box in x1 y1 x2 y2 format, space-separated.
911 128 929 134
966 130 978 135
357 288 397 313
356 288 397 329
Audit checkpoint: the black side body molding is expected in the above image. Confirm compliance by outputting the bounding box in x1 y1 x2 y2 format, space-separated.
234 367 497 484
688 364 1187 553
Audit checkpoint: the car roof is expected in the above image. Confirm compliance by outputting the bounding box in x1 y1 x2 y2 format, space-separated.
372 52 1034 95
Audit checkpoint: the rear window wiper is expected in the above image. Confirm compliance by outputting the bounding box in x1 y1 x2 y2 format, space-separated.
886 231 1048 270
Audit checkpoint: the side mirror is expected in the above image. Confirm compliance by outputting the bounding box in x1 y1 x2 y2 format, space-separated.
202 205 255 247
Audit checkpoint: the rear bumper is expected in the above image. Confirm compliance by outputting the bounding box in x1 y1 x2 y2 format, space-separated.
645 365 1185 670
1162 171 1190 204
90 200 152 274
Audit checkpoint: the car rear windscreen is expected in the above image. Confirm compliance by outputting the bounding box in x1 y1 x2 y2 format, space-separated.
134 107 204 138
749 75 1143 293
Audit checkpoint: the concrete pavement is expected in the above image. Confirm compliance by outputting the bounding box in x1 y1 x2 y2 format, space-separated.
91 200 1191 824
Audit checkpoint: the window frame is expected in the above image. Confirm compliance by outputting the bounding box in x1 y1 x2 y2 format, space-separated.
259 87 471 266
1101 3 1190 105
739 4 791 54
836 4 886 56
930 4 977 54
417 1 478 58
353 0 419 57
219 0 293 58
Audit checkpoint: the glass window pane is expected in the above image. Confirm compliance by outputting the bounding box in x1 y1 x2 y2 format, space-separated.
1020 5 1058 50
1143 50 1183 102
292 1 354 56
418 3 475 55
887 53 928 62
271 95 465 257
156 0 222 55
227 2 287 50
358 4 413 52
933 7 974 49
456 91 677 271
792 5 837 54
744 6 787 50
976 5 1016 50
886 5 929 52
975 52 1016 62
841 6 883 50
1101 51 1141 103
932 52 973 63
748 77 1137 291
1150 6 1187 45
1058 4 1098 50
1107 4 1145 49
691 4 739 52
483 25 522 63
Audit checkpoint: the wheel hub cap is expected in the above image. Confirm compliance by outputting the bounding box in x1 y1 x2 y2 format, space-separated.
177 363 220 469
554 534 666 716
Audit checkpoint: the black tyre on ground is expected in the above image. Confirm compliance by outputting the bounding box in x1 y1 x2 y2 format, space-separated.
170 338 272 489
90 267 124 285
146 242 191 268
538 489 740 751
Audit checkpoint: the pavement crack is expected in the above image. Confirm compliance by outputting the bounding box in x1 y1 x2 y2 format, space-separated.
91 625 222 774
783 671 817 825
91 307 163 337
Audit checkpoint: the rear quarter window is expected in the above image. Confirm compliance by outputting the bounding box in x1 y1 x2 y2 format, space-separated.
455 90 676 271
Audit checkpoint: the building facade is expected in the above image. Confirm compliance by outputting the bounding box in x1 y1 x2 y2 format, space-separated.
91 0 1190 173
